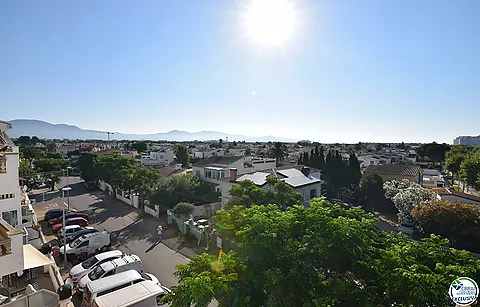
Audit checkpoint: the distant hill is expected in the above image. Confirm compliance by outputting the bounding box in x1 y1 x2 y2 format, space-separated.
6 119 292 142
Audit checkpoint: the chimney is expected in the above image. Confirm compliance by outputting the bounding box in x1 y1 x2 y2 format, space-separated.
301 166 310 177
230 168 238 182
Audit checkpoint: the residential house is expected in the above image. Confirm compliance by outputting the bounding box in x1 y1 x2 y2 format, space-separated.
55 145 77 156
157 164 192 178
219 166 323 206
432 187 480 205
193 155 277 185
119 150 138 158
363 164 423 184
193 148 225 159
140 150 175 166
422 169 446 188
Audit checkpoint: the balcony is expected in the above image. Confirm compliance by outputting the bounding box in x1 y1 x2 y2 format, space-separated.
0 234 12 256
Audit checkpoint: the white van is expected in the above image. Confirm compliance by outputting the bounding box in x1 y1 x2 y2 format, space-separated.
60 231 111 260
77 254 142 292
83 270 159 307
67 250 124 288
93 280 171 307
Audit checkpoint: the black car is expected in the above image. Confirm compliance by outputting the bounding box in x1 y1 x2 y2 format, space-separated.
61 227 98 245
44 209 74 221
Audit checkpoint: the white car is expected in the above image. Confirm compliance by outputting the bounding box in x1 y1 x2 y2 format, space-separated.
56 225 82 239
398 223 415 235
67 250 124 288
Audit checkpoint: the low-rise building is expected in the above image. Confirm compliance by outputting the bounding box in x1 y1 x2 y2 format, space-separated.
422 169 446 188
140 150 175 166
55 145 77 156
363 164 423 184
432 187 480 205
193 155 276 184
219 166 323 206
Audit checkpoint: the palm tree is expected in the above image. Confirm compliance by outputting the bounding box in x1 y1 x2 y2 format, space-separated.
271 142 288 165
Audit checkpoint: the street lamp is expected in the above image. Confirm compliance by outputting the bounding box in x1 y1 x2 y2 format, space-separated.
62 187 72 211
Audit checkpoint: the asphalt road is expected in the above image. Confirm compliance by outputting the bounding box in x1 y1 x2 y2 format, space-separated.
33 176 189 289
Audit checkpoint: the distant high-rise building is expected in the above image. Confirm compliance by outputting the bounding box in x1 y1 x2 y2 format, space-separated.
453 135 480 146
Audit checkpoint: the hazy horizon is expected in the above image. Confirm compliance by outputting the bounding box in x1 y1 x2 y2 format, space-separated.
1 1 478 144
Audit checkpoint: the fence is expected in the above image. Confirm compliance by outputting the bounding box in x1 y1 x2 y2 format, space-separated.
191 202 222 218
98 180 139 208
144 205 160 218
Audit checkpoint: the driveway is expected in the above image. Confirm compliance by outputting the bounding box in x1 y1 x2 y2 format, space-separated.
32 177 189 289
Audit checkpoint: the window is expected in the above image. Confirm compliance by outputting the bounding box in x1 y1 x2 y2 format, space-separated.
0 193 15 200
2 210 18 228
370 161 374 165
309 188 317 199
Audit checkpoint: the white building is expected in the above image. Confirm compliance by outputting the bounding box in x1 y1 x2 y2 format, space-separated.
422 169 446 188
0 121 22 228
219 166 323 206
55 145 77 156
192 155 277 185
454 135 480 146
193 149 225 159
432 187 480 205
140 150 175 166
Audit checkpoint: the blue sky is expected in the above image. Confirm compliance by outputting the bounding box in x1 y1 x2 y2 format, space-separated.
1 0 478 143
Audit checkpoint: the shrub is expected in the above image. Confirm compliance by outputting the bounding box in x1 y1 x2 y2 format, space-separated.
172 202 195 216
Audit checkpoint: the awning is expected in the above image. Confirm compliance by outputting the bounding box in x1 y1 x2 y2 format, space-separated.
23 244 54 270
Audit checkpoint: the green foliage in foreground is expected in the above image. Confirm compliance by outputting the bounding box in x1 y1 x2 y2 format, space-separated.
167 198 480 307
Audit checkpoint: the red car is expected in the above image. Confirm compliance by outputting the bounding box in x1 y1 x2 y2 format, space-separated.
48 213 89 227
51 217 89 233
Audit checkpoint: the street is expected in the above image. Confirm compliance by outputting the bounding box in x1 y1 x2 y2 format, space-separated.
32 177 189 289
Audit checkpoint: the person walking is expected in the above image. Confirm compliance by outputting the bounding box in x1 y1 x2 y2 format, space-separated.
157 225 163 242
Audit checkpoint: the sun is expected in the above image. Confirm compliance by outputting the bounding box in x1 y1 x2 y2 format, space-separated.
241 0 300 48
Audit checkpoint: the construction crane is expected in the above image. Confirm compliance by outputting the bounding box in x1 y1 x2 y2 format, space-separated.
99 131 114 147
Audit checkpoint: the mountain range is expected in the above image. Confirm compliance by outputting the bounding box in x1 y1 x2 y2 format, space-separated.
6 119 292 142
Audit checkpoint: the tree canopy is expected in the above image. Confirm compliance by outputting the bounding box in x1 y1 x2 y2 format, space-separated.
169 199 480 306
228 176 303 209
175 144 190 167
358 173 385 210
415 142 451 164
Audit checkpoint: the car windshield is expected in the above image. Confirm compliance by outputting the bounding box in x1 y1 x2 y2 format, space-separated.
70 237 84 248
88 266 105 280
81 255 99 269
140 272 151 281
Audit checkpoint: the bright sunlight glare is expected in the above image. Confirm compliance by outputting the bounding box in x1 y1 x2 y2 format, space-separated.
242 0 300 48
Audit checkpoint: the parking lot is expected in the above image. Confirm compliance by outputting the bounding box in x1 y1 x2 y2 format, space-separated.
32 177 190 305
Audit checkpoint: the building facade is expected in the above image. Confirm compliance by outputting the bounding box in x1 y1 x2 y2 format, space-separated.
453 136 480 146
0 121 22 228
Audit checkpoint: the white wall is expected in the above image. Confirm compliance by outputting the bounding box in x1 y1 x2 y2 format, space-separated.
0 231 24 277
294 183 322 206
0 146 21 227
191 202 222 218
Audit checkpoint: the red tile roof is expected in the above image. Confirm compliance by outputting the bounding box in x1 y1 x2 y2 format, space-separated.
363 164 421 177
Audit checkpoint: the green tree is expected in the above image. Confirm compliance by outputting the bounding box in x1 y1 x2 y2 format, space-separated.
132 167 160 204
76 153 99 183
302 151 309 166
244 147 251 156
347 153 362 186
228 177 303 209
412 200 480 241
34 158 69 190
358 173 385 210
96 154 136 196
165 252 245 307
67 149 81 158
269 142 287 165
171 199 480 306
416 142 451 165
20 146 44 165
445 147 468 178
175 144 190 167
172 202 195 216
131 141 147 152
460 154 480 190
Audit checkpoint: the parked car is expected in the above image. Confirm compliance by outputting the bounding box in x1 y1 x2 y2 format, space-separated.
93 280 171 307
77 254 142 292
62 227 98 245
67 250 124 288
48 213 89 227
60 231 111 263
398 223 415 235
44 209 74 221
56 225 83 239
52 217 89 233
82 270 159 307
